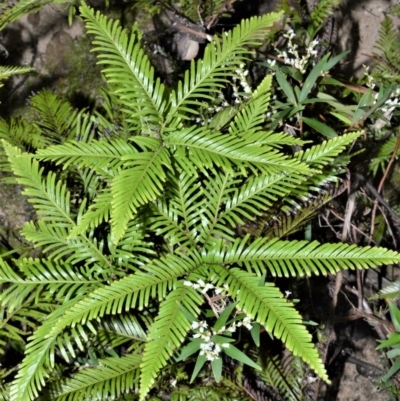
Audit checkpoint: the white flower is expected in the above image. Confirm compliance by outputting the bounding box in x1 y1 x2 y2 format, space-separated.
242 316 253 330
183 281 193 287
197 279 205 287
192 321 200 330
285 290 292 298
214 344 221 354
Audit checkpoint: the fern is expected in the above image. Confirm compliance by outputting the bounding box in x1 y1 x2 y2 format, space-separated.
0 4 399 401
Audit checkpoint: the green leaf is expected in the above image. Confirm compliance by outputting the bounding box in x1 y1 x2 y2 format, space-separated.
223 344 261 370
301 116 337 138
190 354 207 383
213 302 237 332
275 70 297 105
211 357 223 382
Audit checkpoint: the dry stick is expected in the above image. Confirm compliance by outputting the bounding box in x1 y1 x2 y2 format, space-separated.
369 127 400 243
332 189 356 310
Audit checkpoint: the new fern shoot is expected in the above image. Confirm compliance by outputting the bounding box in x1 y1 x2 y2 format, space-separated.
0 3 399 401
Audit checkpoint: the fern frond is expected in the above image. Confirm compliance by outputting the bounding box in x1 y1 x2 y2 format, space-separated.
68 189 112 237
36 138 137 172
263 192 334 239
212 266 329 382
204 236 400 277
165 12 282 123
140 283 203 400
48 353 141 401
79 3 166 130
309 0 340 30
96 313 148 347
50 252 202 332
0 0 69 29
111 137 171 243
150 172 205 250
259 354 303 401
373 15 400 81
369 280 400 301
228 75 272 136
0 65 33 87
0 258 101 304
295 132 361 169
29 90 77 142
168 127 311 175
3 142 74 227
9 298 83 401
369 135 400 175
219 172 305 228
22 220 113 269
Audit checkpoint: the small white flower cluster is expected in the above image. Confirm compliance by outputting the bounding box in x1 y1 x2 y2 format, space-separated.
276 29 319 73
191 320 230 361
232 63 252 102
363 65 376 89
189 314 254 361
184 279 227 295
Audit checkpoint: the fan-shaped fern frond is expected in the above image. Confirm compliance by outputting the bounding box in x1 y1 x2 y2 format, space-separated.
165 12 283 124
79 3 166 130
212 266 329 382
204 236 400 277
47 353 142 401
140 284 203 400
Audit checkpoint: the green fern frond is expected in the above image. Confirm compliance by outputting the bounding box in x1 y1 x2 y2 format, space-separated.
68 189 112 237
218 172 305 228
263 192 334 239
50 252 202 332
22 220 112 269
165 12 282 124
36 138 137 172
369 135 400 175
0 0 69 30
9 298 84 401
111 137 171 243
96 313 148 347
228 75 272 136
295 131 361 169
79 3 166 130
150 172 205 250
0 258 101 304
369 280 400 301
48 353 141 401
259 354 303 401
309 0 340 31
168 127 311 175
140 284 203 400
373 15 400 81
204 236 400 277
212 266 329 382
0 65 33 87
29 90 77 142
